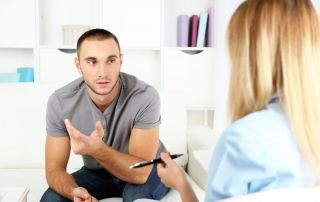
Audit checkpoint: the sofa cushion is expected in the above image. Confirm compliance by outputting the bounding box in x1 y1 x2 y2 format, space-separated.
0 168 79 202
0 169 48 202
0 82 83 169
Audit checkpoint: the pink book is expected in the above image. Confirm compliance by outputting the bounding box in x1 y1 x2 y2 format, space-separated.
207 7 214 47
189 15 199 47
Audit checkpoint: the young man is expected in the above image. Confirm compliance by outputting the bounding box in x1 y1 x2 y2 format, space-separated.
40 28 169 202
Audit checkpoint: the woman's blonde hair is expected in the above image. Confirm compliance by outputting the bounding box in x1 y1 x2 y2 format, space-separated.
227 0 320 181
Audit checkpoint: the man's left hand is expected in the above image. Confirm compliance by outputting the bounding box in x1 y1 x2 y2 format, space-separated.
72 187 98 202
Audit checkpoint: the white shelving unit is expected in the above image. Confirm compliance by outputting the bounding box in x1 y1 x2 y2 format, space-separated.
161 0 216 120
162 48 215 106
0 49 34 73
0 0 36 48
0 0 36 80
164 0 214 47
0 0 216 128
102 0 161 49
39 0 100 48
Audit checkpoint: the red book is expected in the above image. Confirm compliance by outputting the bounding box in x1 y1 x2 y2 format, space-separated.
189 15 199 47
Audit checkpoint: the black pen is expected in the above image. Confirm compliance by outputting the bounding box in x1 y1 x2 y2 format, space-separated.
129 153 184 169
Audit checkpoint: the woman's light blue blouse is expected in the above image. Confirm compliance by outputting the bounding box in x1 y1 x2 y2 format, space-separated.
205 100 315 202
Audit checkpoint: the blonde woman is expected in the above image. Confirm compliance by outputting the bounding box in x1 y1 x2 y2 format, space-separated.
136 0 320 202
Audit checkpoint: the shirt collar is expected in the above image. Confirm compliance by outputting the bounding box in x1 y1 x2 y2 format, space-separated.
268 94 280 104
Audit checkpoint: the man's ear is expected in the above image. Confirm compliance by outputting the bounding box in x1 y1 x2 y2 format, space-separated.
74 57 82 74
120 53 123 67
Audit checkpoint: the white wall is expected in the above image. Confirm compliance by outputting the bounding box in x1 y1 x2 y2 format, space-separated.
212 0 244 136
312 0 320 12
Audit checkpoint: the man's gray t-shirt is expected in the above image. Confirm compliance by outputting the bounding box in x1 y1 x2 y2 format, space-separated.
46 72 165 169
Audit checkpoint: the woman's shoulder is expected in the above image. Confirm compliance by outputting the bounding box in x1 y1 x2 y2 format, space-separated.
205 103 314 200
227 103 290 140
219 103 295 164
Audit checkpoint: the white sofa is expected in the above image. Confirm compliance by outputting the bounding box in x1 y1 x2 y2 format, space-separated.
0 82 215 202
2 82 318 202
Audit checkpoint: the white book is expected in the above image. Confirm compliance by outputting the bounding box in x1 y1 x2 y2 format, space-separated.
196 12 209 47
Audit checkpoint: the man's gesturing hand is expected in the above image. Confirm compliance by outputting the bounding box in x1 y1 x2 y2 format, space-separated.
64 119 104 155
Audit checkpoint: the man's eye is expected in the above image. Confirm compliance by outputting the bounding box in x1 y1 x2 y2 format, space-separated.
108 59 116 64
88 60 96 65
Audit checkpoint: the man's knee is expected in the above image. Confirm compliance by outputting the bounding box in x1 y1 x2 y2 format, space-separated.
40 187 71 202
122 184 149 202
122 183 169 202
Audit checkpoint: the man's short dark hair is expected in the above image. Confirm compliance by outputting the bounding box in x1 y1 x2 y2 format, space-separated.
76 28 121 56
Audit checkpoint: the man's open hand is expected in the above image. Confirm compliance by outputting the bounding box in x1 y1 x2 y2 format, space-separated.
64 119 104 155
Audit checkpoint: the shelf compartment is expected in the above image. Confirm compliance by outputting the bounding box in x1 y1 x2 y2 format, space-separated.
187 108 214 129
0 49 34 74
121 50 161 89
39 0 100 47
39 48 80 82
164 0 214 47
0 0 36 47
162 48 216 108
102 0 161 48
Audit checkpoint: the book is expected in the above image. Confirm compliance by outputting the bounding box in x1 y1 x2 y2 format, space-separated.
207 7 214 47
189 15 199 47
17 67 34 82
0 73 20 83
177 15 189 47
196 12 208 48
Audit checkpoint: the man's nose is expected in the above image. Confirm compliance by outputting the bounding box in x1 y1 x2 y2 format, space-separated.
98 63 108 76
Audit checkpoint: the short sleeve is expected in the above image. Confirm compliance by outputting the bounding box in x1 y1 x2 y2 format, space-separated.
46 93 68 136
133 87 161 129
205 127 277 201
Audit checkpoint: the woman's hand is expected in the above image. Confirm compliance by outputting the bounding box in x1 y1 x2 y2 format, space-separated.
157 152 188 191
157 152 199 202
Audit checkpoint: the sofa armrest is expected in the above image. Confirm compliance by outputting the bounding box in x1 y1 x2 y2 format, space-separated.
187 149 212 190
187 125 218 153
186 125 219 190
